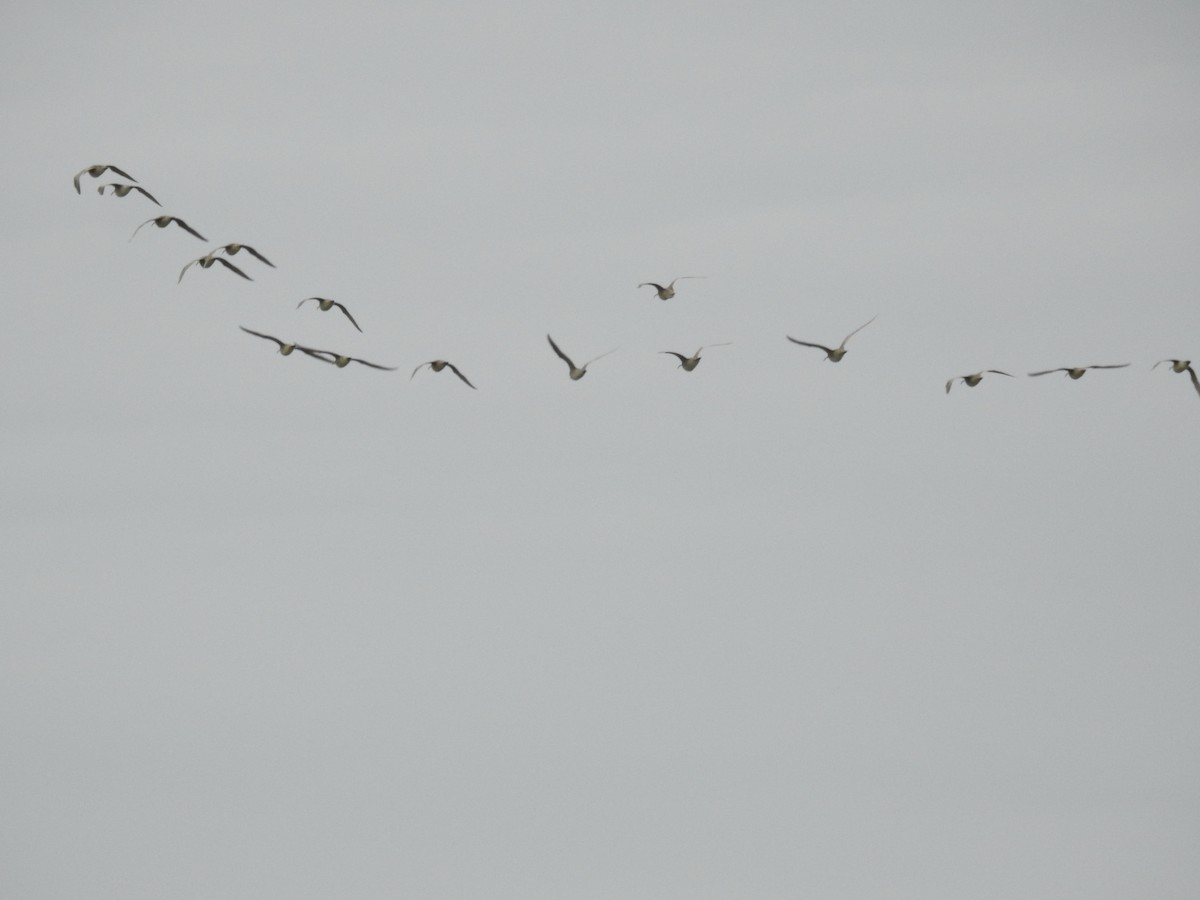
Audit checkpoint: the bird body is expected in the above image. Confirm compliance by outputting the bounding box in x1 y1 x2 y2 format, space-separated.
945 370 1013 393
239 326 311 356
411 360 476 389
74 164 136 194
298 297 361 332
179 253 252 283
547 334 616 380
638 276 705 300
97 182 161 207
660 343 732 371
787 315 877 362
1028 364 1130 379
129 216 206 242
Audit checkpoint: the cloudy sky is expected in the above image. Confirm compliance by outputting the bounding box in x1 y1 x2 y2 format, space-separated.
3 2 1199 897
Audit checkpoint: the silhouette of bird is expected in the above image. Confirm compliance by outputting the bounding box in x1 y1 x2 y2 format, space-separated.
638 276 705 300
298 347 397 370
660 343 732 372
297 297 361 332
411 360 476 389
1153 359 1200 398
179 252 252 283
1028 364 1130 379
787 316 877 362
214 243 275 268
945 370 1013 393
129 216 206 242
74 164 136 194
239 326 317 356
547 334 616 380
97 182 161 207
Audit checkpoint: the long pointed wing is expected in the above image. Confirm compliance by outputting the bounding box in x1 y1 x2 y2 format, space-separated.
786 337 835 355
1188 365 1200 398
638 282 666 292
1086 364 1130 370
447 363 476 389
699 342 732 351
107 165 137 183
172 218 207 241
660 351 688 364
216 258 252 280
239 326 285 349
584 348 617 367
350 358 398 371
298 347 337 364
546 334 576 370
410 362 432 380
129 218 157 242
840 315 877 348
134 186 162 207
73 169 85 193
986 370 1014 377
1028 369 1067 377
334 302 362 332
244 246 276 267
178 259 200 283
945 378 957 394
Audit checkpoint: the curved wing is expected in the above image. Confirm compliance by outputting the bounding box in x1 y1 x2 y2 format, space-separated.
446 363 476 389
215 258 252 281
333 302 362 332
134 186 162 207
584 348 617 368
243 245 276 267
171 218 207 241
546 334 576 369
786 337 835 355
239 326 285 349
840 315 877 348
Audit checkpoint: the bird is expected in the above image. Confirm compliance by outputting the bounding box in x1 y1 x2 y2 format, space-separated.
411 360 476 389
1153 359 1200 398
638 276 705 300
74 164 136 194
945 370 1013 393
297 297 361 332
660 343 733 372
178 252 252 283
298 347 397 370
786 315 877 362
547 334 617 380
1028 364 1130 379
97 182 161 207
238 326 314 356
129 216 207 242
214 243 275 268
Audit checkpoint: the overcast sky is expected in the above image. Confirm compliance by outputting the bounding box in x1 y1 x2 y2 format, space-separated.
3 2 1199 897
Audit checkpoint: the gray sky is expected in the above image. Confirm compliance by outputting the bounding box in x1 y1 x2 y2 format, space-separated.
3 2 1199 897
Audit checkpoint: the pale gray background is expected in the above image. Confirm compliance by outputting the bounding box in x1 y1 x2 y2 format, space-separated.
3 1 1199 897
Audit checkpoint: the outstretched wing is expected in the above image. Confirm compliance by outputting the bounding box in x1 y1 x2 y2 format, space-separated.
350 358 398 371
584 348 617 368
106 165 137 183
841 315 877 347
1086 364 1130 370
333 302 362 332
446 363 476 389
1028 369 1067 377
786 337 835 355
986 370 1014 377
546 334 575 369
134 186 162 207
945 378 958 394
243 246 276 267
239 326 285 349
171 218 207 241
1187 365 1200 399
661 351 688 364
216 257 252 281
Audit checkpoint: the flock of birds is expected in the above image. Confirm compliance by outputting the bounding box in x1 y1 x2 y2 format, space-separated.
75 162 1200 402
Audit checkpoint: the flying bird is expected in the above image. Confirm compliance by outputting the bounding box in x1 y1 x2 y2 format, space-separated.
1153 359 1200 398
214 243 275 268
97 182 161 207
411 360 476 389
786 315 877 362
945 370 1013 393
660 343 733 372
297 297 362 332
238 326 314 356
179 252 252 283
1027 364 1130 379
298 347 397 370
129 215 207 242
547 334 617 380
638 276 705 300
74 164 136 194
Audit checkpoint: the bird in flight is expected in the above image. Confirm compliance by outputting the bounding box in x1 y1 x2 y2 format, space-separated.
638 276 705 300
660 343 732 372
129 216 207 242
297 297 362 332
1028 364 1130 379
97 182 161 207
411 360 476 389
179 252 252 283
74 164 136 194
238 326 316 356
945 370 1013 393
787 316 877 362
547 334 617 380
214 243 275 268
1153 359 1200 398
298 347 397 370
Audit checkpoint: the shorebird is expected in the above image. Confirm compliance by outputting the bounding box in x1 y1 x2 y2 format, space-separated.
787 315 877 362
97 182 161 207
214 243 275 268
1153 359 1200 398
74 164 136 194
638 277 705 300
238 326 314 356
178 252 252 283
411 360 476 389
547 334 617 380
129 216 206 242
297 297 361 332
945 370 1013 393
660 343 733 372
298 347 397 370
1028 364 1130 379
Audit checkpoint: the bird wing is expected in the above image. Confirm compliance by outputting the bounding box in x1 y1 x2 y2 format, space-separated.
410 362 432 380
447 363 476 389
1187 365 1200 398
297 297 320 309
350 358 398 371
215 258 252 280
134 186 162 207
107 165 136 183
1087 364 1130 370
638 283 666 292
786 337 835 354
986 370 1014 377
840 315 877 348
546 334 576 369
243 246 276 267
699 342 732 351
129 218 158 242
172 218 207 241
178 258 201 283
239 326 285 349
584 348 617 368
333 302 362 332
945 378 958 394
1028 369 1066 377
661 351 688 364
298 347 337 363
73 169 85 193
